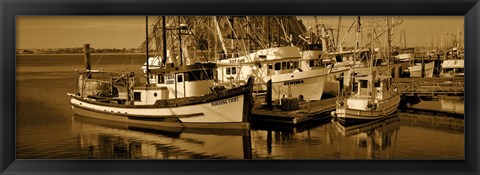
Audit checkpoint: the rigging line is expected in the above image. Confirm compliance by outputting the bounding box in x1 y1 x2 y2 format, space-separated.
226 17 252 83
273 16 289 45
244 16 266 49
352 20 403 63
181 16 212 81
182 16 209 63
338 20 356 51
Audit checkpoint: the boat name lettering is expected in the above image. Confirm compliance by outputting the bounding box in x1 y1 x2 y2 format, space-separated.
284 80 304 86
211 97 239 106
229 59 245 63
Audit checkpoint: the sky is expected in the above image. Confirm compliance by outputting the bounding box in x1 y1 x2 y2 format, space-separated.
16 16 464 49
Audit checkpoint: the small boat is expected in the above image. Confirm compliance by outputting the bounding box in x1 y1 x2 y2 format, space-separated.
406 61 435 78
335 71 401 125
440 59 464 77
68 16 255 130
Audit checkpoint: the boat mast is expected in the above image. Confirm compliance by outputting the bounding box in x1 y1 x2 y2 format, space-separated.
162 16 167 68
369 22 374 97
146 16 150 86
354 16 361 62
387 17 392 66
178 17 183 66
336 16 342 52
213 16 228 59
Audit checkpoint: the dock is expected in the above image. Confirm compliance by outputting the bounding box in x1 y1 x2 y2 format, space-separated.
251 97 337 125
393 77 464 96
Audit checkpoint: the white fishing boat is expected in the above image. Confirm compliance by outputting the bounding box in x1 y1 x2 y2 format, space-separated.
217 46 331 101
335 72 401 125
406 61 435 78
440 59 464 77
334 42 401 125
68 16 254 130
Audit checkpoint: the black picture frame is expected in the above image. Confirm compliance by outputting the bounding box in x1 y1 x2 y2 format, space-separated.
1 0 479 174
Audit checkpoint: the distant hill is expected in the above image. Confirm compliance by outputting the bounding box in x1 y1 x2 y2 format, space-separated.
16 47 147 54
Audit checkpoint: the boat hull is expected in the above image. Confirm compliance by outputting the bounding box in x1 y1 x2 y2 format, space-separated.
336 94 401 125
70 91 251 130
324 67 350 94
270 68 329 101
407 62 435 78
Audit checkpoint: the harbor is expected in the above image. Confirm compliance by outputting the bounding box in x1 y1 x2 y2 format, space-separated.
16 16 464 159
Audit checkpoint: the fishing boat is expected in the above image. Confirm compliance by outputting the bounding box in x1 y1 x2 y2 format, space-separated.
217 46 331 101
334 17 401 125
335 71 401 125
68 16 254 130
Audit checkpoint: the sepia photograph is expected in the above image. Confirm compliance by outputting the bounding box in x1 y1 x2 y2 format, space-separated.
16 16 464 159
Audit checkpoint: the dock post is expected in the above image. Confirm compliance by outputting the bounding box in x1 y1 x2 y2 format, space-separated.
83 44 92 79
266 80 272 110
421 58 425 77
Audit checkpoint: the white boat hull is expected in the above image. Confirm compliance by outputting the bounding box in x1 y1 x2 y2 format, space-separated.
69 92 250 129
336 94 401 124
270 68 329 101
407 62 435 78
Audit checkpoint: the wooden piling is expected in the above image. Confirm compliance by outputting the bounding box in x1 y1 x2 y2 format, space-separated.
83 44 92 79
266 80 272 110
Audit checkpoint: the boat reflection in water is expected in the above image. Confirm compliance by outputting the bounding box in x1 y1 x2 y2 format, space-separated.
334 114 401 159
72 115 252 159
439 96 464 115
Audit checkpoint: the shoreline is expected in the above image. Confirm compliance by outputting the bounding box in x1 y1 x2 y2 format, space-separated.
16 53 147 56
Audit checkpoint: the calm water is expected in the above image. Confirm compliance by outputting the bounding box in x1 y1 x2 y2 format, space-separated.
16 54 464 159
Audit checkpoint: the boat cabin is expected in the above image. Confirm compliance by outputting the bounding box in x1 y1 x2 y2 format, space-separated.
346 74 393 110
134 62 217 105
353 75 392 100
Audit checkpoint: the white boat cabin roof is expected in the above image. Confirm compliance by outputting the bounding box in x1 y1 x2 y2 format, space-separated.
441 60 464 69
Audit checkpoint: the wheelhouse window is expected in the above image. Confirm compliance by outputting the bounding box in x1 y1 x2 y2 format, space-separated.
177 75 183 82
293 61 299 69
157 74 165 84
226 67 231 75
231 67 237 74
360 80 368 88
274 63 281 70
185 70 214 81
134 92 141 101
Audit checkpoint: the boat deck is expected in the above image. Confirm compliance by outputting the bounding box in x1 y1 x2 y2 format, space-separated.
251 97 337 125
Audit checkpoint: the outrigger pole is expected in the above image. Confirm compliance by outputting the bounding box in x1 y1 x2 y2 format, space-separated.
146 16 150 86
